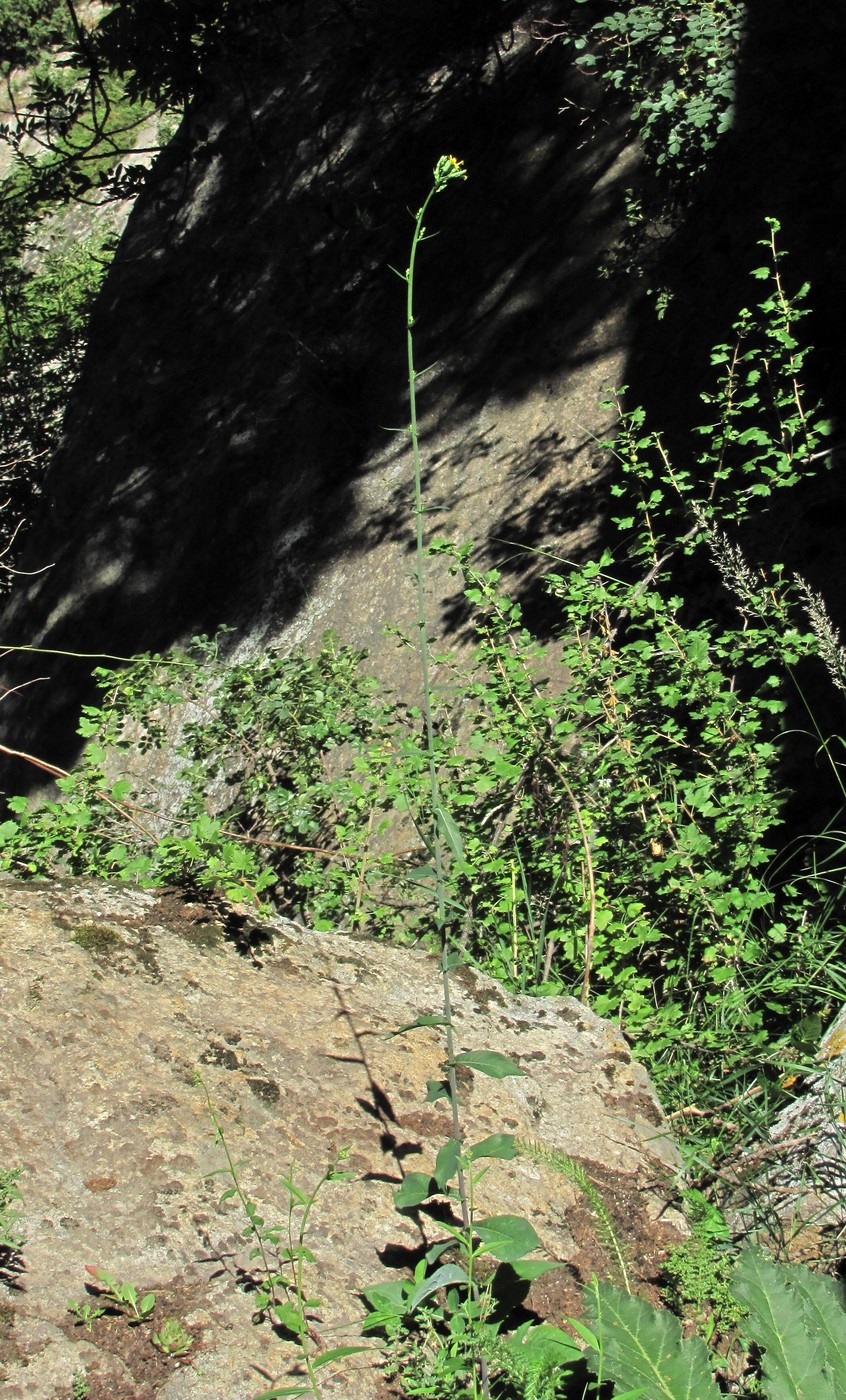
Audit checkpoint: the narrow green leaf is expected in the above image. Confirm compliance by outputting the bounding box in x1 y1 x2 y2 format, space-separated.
569 1317 599 1350
389 1014 451 1037
408 1263 468 1312
502 1259 565 1281
451 1050 527 1078
253 1388 311 1398
435 805 464 859
312 1345 370 1368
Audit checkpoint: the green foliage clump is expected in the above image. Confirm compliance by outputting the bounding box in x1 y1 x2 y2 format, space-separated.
562 0 743 187
662 1191 739 1342
0 0 66 69
0 2 186 580
91 0 279 106
0 232 114 569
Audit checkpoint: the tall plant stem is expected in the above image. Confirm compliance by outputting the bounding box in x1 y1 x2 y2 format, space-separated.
404 156 470 1221
404 156 491 1398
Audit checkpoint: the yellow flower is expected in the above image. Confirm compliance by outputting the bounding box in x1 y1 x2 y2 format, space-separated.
433 155 467 191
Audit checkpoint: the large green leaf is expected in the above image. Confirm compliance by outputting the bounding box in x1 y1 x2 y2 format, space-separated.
585 1280 721 1400
790 1264 846 1383
393 1172 436 1209
733 1249 838 1400
466 1133 516 1162
506 1320 583 1366
475 1214 542 1263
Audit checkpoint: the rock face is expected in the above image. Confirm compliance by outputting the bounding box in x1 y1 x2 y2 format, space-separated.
0 1 635 783
726 1006 846 1266
0 877 683 1400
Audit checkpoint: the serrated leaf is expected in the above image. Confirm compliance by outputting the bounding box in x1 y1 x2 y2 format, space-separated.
451 1050 527 1078
790 1264 846 1381
733 1249 836 1400
585 1280 721 1400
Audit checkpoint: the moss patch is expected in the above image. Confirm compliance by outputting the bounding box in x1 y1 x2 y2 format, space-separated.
70 923 124 956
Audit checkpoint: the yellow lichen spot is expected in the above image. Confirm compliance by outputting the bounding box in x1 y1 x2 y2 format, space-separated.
820 1027 846 1060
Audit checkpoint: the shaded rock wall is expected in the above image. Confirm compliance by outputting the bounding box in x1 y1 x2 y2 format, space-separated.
0 0 636 785
0 876 683 1399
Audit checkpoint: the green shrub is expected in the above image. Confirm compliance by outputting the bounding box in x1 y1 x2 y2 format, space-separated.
0 0 66 68
561 0 743 188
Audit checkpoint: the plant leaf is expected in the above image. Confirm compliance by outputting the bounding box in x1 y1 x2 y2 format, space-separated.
466 1133 516 1162
272 1301 303 1334
312 1345 371 1368
502 1259 565 1281
389 1014 451 1036
433 1139 461 1190
393 1172 437 1209
732 1249 837 1400
507 1320 583 1365
451 1050 527 1078
435 805 464 859
475 1215 542 1262
789 1264 846 1380
408 1263 468 1312
253 1388 311 1398
585 1279 722 1400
